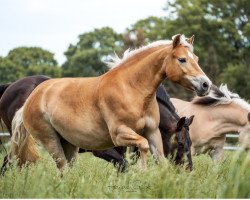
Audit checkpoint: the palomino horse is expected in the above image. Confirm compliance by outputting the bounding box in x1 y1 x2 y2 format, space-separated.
9 34 211 171
171 84 250 161
0 76 193 172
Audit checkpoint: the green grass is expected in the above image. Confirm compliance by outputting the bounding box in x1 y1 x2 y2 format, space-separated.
0 150 250 198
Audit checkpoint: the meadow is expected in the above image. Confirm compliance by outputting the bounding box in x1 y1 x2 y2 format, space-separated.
0 149 249 198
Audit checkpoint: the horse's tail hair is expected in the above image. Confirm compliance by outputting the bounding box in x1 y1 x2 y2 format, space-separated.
10 106 39 166
0 83 11 99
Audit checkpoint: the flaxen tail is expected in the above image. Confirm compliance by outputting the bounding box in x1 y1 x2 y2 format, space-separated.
10 106 39 166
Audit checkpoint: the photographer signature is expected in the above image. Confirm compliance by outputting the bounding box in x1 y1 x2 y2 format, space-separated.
107 180 152 193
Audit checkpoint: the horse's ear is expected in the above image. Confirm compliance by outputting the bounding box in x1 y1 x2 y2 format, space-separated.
187 35 195 45
172 34 182 49
177 117 186 131
248 112 250 122
189 115 195 125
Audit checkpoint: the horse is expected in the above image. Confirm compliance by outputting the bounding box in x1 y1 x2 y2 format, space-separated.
0 77 193 172
171 84 250 161
8 34 212 171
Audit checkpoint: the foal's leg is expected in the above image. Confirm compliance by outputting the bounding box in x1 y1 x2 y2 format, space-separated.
60 138 79 166
145 128 164 163
112 125 149 168
92 149 128 172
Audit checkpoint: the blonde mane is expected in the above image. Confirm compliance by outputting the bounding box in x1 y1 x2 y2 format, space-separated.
193 84 250 111
106 34 193 69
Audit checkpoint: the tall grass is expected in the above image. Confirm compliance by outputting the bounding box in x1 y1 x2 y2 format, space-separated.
0 150 249 198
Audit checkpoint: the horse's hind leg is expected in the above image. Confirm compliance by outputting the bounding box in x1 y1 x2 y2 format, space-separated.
28 123 67 171
60 138 79 166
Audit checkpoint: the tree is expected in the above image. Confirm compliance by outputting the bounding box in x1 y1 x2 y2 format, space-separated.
0 57 24 83
126 16 169 43
7 47 58 68
0 47 61 83
220 63 250 99
62 27 123 77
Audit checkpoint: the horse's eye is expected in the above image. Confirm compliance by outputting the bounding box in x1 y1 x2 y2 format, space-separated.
178 58 186 63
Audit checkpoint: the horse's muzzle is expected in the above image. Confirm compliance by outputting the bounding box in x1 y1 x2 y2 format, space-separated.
191 76 212 96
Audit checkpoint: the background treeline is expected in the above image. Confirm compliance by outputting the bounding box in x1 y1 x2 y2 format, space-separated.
0 0 249 100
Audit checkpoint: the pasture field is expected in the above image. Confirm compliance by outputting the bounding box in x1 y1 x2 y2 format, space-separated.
0 150 249 198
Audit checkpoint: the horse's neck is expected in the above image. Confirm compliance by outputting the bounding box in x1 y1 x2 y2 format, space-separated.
205 103 249 134
114 46 168 98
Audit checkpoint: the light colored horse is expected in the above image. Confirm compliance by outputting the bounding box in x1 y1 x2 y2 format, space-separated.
171 85 250 161
9 34 211 171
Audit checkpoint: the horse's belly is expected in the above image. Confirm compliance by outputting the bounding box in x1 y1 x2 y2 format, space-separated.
51 115 114 150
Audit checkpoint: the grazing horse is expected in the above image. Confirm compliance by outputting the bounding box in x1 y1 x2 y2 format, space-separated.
171 84 250 161
9 34 211 171
0 77 193 172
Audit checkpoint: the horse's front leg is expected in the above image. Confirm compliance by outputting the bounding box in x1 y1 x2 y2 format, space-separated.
112 125 149 168
145 128 164 163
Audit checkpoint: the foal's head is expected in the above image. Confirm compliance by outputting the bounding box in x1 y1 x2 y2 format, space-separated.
171 115 194 171
164 34 212 96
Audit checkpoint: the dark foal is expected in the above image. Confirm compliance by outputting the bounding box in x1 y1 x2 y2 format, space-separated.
0 77 193 173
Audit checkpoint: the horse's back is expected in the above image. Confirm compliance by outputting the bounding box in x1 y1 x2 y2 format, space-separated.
170 98 191 114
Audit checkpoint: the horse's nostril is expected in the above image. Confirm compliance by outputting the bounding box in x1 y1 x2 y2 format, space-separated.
202 82 209 90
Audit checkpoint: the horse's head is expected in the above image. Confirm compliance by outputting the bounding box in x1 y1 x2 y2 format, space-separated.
163 34 212 96
171 115 194 171
239 113 250 151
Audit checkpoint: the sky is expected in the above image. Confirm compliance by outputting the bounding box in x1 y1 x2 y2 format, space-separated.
0 0 167 65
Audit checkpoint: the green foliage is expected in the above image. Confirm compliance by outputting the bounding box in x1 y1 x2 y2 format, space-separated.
7 47 58 68
127 16 169 42
0 151 250 198
62 27 123 77
0 57 24 83
0 47 61 83
220 63 250 99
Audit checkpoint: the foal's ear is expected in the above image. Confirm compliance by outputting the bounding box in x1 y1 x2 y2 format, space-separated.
248 112 250 122
188 115 195 125
172 34 182 49
177 117 186 131
187 35 195 45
